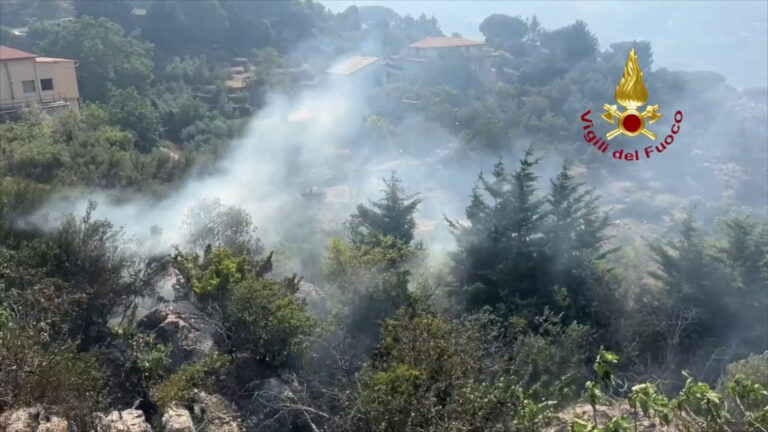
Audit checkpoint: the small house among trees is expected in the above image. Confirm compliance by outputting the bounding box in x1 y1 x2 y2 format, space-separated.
0 45 80 116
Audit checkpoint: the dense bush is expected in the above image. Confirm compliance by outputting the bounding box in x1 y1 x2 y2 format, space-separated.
0 310 108 428
173 246 317 366
154 353 229 411
228 276 317 364
356 307 566 432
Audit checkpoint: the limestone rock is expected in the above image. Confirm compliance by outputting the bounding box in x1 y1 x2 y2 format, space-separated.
137 302 218 367
161 405 194 432
93 409 152 432
192 391 241 432
0 407 68 432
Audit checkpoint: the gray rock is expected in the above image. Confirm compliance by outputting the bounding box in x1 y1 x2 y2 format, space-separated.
162 405 194 432
192 391 241 432
137 302 219 367
0 407 68 432
93 409 152 432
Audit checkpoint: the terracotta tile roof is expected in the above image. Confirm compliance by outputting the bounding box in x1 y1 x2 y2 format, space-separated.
326 56 379 75
0 45 37 60
408 37 484 49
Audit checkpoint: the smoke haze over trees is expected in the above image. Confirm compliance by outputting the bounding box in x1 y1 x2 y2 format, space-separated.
0 1 766 431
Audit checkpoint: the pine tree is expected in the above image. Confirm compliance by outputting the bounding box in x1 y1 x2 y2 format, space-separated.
347 172 421 248
495 147 545 308
327 174 421 350
716 217 765 293
448 160 509 309
448 147 546 315
649 214 731 346
543 163 613 324
715 217 768 351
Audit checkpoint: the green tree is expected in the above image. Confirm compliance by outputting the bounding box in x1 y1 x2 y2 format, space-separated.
325 174 421 348
144 0 227 51
448 147 545 315
221 2 276 50
325 235 416 345
715 217 768 351
181 198 263 258
540 20 599 64
649 214 732 353
105 87 163 153
337 5 361 32
479 13 529 55
73 0 136 31
347 172 421 248
543 163 613 324
36 16 154 102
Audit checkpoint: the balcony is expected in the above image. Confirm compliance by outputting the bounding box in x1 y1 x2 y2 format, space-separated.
0 92 75 115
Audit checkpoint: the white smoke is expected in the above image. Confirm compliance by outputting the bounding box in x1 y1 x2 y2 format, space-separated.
24 69 492 270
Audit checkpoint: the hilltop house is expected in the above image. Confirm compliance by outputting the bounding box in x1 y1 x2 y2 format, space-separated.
0 45 80 115
385 36 496 86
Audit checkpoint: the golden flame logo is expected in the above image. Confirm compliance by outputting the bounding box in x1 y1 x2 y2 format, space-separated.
615 48 648 109
601 48 662 140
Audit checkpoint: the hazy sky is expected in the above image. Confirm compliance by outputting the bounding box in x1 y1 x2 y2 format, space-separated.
320 1 768 90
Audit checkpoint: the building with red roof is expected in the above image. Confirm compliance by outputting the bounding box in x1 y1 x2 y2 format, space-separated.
385 36 496 88
0 45 80 115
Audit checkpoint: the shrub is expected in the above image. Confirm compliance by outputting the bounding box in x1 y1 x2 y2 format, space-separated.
718 351 768 391
0 312 108 428
357 307 559 432
510 309 595 398
153 353 229 411
227 276 317 365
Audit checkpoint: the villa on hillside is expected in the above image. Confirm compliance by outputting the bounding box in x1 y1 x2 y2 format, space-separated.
385 36 497 87
0 45 80 116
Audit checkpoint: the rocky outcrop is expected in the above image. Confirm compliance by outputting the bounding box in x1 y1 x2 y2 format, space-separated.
191 391 241 432
161 405 194 432
0 407 68 432
93 409 152 432
137 302 219 367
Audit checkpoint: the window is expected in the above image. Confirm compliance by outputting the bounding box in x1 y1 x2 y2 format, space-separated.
22 80 36 93
40 78 54 91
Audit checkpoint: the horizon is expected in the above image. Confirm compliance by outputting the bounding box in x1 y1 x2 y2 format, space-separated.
320 0 768 91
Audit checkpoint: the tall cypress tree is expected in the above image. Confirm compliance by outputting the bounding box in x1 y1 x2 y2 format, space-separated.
649 214 731 346
448 147 545 315
495 147 545 309
543 163 613 324
448 160 509 309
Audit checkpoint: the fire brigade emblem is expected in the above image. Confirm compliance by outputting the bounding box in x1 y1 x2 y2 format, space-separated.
602 48 662 140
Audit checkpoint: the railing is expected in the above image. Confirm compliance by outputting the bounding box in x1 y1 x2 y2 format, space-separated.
0 92 72 111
